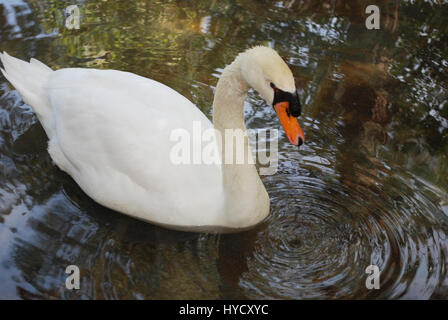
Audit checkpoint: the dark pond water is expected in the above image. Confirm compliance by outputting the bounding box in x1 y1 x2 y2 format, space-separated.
0 0 447 299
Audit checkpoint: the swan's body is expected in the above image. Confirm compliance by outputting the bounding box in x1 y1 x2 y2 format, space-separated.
0 47 304 232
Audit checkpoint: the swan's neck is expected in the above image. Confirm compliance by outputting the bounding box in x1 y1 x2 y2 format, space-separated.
212 58 270 228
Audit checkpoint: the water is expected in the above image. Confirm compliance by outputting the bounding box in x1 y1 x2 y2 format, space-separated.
0 0 447 299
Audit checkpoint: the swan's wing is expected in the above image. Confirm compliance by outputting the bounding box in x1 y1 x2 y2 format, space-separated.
46 68 223 226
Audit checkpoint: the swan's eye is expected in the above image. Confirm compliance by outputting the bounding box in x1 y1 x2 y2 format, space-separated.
270 82 276 89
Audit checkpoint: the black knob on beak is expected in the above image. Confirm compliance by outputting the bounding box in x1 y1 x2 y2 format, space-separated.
289 91 301 118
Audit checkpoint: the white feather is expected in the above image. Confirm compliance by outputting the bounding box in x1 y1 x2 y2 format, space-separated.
0 47 296 231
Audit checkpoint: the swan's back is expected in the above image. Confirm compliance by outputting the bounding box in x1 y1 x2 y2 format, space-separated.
1 54 224 227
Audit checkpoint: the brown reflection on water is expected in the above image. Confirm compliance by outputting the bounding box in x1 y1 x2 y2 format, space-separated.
0 0 447 299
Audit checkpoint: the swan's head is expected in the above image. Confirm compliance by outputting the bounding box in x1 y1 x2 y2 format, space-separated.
239 46 305 146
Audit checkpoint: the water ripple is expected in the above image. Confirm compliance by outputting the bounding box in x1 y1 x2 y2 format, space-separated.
241 159 448 299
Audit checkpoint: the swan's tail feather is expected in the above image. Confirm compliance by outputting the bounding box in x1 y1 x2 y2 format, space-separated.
0 52 53 136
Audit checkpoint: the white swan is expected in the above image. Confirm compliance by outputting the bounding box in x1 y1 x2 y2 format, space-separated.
0 46 305 232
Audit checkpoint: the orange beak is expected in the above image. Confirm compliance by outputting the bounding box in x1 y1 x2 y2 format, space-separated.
274 101 305 146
